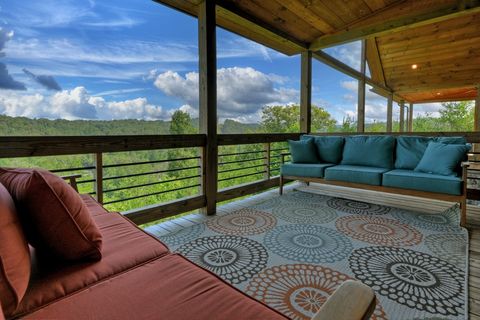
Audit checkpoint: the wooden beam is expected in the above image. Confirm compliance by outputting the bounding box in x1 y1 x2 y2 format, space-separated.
408 103 414 132
357 40 366 133
0 134 206 158
365 37 386 87
312 50 394 98
215 0 308 50
217 133 301 145
198 0 217 216
300 51 312 133
399 100 405 132
94 153 103 204
475 84 480 131
387 93 393 132
309 0 480 50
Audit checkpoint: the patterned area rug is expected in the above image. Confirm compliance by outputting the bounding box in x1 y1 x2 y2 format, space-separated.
157 190 468 320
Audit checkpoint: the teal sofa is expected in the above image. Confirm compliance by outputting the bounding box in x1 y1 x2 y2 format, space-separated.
280 135 470 226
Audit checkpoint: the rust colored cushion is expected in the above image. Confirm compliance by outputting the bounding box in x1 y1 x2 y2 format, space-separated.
22 254 287 320
0 183 30 317
80 194 108 217
0 168 102 261
13 212 169 318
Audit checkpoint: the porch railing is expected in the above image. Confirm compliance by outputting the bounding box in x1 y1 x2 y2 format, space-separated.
0 131 478 225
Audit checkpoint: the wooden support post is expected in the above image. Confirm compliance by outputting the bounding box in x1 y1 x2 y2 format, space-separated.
199 0 217 216
94 153 103 204
386 93 393 132
408 103 414 132
475 85 480 131
300 51 312 134
263 143 271 180
357 40 366 133
399 100 405 133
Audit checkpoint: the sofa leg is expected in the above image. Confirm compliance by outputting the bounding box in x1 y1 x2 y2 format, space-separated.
460 197 467 227
279 176 284 195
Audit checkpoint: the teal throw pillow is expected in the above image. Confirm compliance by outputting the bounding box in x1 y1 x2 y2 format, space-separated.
414 142 470 176
288 139 319 164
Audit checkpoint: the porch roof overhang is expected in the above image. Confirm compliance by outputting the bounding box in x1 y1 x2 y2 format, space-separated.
154 0 480 104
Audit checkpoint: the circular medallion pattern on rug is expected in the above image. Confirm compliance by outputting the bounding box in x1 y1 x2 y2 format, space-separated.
177 235 268 284
282 191 330 203
335 215 422 246
326 198 391 215
157 223 205 247
391 205 460 232
206 208 277 235
425 233 467 267
349 246 464 316
272 202 337 224
264 224 352 263
245 264 387 320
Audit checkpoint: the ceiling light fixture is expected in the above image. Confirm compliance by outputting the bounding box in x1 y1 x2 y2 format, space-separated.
411 64 418 69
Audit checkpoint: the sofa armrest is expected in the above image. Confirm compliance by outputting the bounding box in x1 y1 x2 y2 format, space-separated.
280 153 289 164
61 174 82 192
311 280 375 320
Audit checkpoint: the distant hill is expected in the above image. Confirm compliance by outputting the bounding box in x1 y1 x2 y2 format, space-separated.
0 115 261 136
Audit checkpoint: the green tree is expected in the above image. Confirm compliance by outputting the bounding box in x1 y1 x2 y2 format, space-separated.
260 104 336 133
439 101 473 131
170 110 195 134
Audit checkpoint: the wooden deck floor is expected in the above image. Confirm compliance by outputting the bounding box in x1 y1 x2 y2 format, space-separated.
144 183 480 319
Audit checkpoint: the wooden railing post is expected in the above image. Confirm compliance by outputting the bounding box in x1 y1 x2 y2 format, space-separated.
264 143 271 180
386 93 393 132
408 103 414 132
357 39 366 133
399 100 405 132
198 0 217 216
94 152 103 204
300 51 312 134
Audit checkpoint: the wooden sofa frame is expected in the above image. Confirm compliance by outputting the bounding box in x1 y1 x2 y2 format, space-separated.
280 154 470 227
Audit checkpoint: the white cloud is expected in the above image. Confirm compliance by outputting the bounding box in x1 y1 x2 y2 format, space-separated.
153 67 299 122
0 86 172 121
324 41 361 70
0 28 26 90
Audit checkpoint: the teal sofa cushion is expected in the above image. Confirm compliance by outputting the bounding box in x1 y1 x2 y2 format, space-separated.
281 163 335 178
288 139 318 163
414 142 470 176
301 135 344 164
383 169 462 195
341 135 395 168
324 165 389 186
395 136 432 170
435 136 467 144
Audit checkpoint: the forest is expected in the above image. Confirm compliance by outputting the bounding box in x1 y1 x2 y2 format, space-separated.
0 101 473 225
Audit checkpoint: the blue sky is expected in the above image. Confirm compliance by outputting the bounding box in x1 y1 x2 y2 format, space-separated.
0 0 438 124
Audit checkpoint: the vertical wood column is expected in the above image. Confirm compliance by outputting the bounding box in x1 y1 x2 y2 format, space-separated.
399 100 405 132
300 51 312 133
199 0 217 215
408 103 414 132
386 93 393 132
357 40 366 133
94 153 103 204
475 85 480 131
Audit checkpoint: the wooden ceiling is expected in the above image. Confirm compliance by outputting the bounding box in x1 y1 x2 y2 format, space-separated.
155 0 480 103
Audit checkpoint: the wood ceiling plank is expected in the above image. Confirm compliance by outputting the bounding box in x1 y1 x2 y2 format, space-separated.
363 0 389 12
279 0 336 34
309 0 480 50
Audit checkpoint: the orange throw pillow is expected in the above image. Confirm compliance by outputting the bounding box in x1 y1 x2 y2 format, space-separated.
0 168 102 261
0 183 30 317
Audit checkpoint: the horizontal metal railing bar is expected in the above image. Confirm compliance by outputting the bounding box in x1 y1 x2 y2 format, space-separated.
269 148 289 152
77 179 96 184
49 166 95 173
218 150 265 157
104 184 200 205
103 175 201 193
218 156 267 166
103 165 201 181
218 171 266 182
218 164 265 174
102 156 200 169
